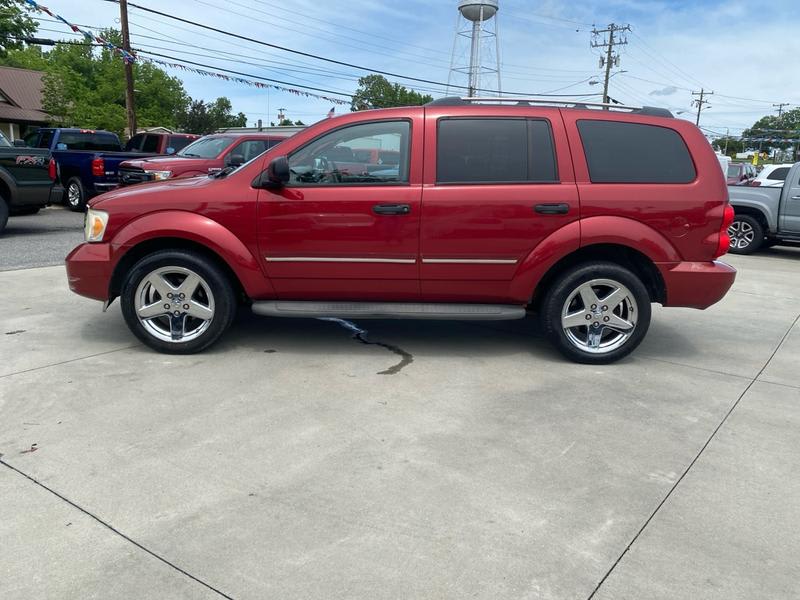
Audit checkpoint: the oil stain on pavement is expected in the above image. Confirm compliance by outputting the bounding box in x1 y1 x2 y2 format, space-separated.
319 318 413 375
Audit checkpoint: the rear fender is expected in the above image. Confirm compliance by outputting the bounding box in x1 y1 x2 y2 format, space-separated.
110 210 274 297
579 216 682 262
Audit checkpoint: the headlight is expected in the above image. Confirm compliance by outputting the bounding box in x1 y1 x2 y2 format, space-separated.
84 209 109 242
144 170 172 181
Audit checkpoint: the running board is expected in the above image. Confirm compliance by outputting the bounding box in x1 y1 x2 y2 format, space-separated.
251 301 526 320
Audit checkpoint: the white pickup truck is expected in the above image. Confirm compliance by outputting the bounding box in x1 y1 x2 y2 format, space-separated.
727 161 800 254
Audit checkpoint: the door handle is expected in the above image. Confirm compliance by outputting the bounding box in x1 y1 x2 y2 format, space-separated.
534 203 570 215
791 195 800 200
373 203 411 215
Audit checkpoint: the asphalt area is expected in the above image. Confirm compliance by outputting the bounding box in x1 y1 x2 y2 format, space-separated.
1 207 799 599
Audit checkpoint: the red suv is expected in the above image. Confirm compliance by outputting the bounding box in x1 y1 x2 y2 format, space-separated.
66 98 736 363
118 132 289 185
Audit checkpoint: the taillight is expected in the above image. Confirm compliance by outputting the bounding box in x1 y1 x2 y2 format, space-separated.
714 204 735 258
91 157 105 177
48 158 57 181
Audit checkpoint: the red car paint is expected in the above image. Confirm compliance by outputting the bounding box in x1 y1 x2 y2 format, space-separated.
66 105 735 314
117 132 290 185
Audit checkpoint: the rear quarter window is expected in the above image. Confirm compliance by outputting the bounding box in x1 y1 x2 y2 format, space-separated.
577 120 696 184
766 167 789 181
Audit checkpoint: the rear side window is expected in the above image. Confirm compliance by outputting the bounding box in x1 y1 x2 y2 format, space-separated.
168 135 194 152
141 135 161 153
766 167 789 181
577 120 696 183
437 118 558 184
58 132 121 151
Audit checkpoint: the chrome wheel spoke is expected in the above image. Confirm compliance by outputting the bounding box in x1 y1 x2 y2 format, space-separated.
169 313 186 341
605 313 634 332
578 284 600 310
138 301 169 319
143 273 174 299
562 310 589 329
178 273 201 298
600 287 626 311
587 327 602 349
185 300 213 321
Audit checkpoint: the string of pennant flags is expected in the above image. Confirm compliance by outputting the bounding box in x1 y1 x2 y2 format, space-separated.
22 0 351 105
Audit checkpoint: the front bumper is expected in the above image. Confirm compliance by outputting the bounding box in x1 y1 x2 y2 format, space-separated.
659 260 736 309
65 242 114 301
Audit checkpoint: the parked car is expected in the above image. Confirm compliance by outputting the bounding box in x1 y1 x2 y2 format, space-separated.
726 161 757 185
727 161 800 253
66 98 736 364
118 133 289 186
0 130 59 233
21 128 193 211
748 163 793 188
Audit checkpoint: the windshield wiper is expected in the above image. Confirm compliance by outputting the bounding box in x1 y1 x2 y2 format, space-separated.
181 152 200 157
210 165 237 179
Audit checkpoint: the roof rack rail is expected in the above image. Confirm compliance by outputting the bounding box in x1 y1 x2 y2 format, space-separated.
425 96 673 118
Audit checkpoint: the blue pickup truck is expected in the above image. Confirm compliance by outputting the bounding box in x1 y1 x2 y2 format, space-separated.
20 128 198 210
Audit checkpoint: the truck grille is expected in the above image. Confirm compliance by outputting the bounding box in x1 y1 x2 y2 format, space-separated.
119 168 153 186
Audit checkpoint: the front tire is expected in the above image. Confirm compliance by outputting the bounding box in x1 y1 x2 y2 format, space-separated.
727 214 764 254
65 177 87 211
540 262 651 364
0 198 8 234
120 250 237 354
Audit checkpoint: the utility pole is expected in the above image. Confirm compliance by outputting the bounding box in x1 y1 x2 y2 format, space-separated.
591 23 630 107
723 127 729 156
119 0 136 137
773 103 789 118
691 89 713 126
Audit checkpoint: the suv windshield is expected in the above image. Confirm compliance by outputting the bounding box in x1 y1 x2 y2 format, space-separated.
0 131 10 147
177 136 231 158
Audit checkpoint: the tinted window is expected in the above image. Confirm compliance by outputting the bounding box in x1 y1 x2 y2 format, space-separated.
125 134 144 152
766 167 789 181
141 134 160 153
178 136 231 158
168 135 195 152
23 131 39 147
437 118 557 183
228 140 269 164
727 164 740 178
58 132 121 151
577 120 696 183
288 120 410 185
37 130 54 149
266 138 283 150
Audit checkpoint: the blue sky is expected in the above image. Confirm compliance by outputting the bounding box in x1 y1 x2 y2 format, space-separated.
32 0 800 135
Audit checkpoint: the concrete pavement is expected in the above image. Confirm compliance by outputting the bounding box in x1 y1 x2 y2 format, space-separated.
1 248 799 599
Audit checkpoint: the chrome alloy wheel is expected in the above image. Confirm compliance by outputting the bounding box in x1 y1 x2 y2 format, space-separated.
727 220 755 250
561 278 638 354
67 182 82 208
134 266 215 343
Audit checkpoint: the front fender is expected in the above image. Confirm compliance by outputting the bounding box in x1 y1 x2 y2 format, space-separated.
110 210 274 298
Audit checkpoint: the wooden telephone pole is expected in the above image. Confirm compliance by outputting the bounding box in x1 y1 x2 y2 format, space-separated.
119 0 136 137
591 24 630 107
692 89 713 126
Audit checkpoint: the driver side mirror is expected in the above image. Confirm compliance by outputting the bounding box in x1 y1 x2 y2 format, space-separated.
254 155 290 189
227 153 245 167
13 139 26 147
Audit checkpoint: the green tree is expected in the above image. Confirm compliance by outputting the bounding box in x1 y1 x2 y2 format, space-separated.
278 118 305 126
711 136 745 156
0 0 35 57
351 75 432 111
743 108 800 155
177 97 247 134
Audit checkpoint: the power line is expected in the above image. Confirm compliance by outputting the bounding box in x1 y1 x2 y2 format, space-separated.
591 23 630 105
692 89 713 126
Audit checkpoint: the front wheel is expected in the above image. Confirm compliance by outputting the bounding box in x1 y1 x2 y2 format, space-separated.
120 250 237 354
727 214 764 254
539 262 651 364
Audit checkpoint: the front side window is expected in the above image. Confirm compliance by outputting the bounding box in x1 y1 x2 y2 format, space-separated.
178 136 231 159
436 118 558 184
288 120 410 186
228 140 269 164
577 120 696 184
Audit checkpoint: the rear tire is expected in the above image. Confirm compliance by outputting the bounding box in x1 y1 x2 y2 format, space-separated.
540 261 651 364
727 214 764 255
65 177 87 211
120 250 237 354
0 197 8 234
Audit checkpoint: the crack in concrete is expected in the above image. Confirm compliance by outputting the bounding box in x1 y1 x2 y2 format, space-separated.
319 318 414 375
0 458 235 599
586 311 800 600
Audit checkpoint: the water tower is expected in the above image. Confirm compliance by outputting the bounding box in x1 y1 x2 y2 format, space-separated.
447 0 501 97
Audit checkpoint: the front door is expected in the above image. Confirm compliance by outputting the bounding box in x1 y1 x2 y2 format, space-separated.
420 111 579 302
257 116 423 300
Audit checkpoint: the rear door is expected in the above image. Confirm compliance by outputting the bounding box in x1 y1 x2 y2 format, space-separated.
420 108 578 302
780 168 800 233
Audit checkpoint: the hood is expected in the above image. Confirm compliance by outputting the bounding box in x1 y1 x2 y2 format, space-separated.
120 155 214 171
90 173 216 208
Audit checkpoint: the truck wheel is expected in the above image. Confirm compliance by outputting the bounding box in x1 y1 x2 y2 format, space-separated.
539 262 651 364
120 250 237 354
727 215 764 255
65 177 87 211
0 198 8 234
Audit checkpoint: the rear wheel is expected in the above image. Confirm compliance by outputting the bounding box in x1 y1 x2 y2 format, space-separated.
727 214 764 254
0 197 8 234
65 177 87 211
540 262 651 364
120 250 237 354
